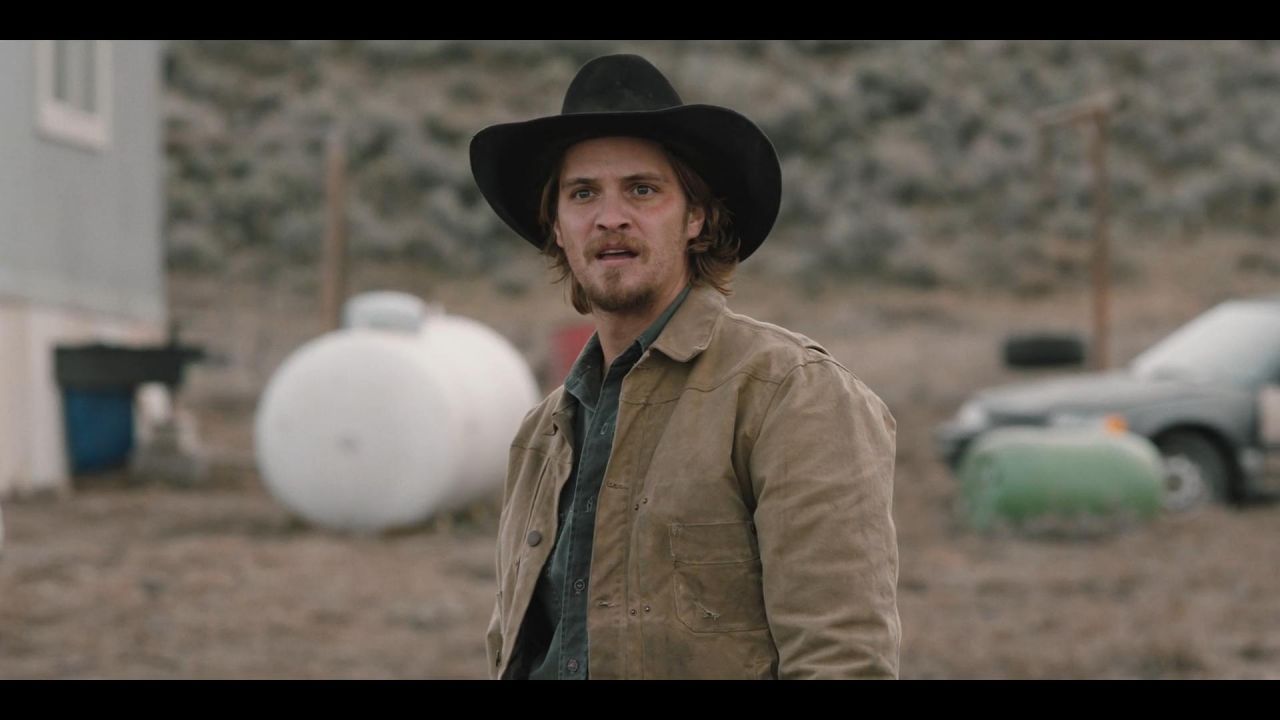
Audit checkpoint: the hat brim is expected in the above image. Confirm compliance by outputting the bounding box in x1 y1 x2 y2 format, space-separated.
470 104 781 262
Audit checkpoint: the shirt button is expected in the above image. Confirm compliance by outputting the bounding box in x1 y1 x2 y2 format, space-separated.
644 605 651 613
526 531 542 547
630 609 637 616
566 658 580 673
573 578 586 593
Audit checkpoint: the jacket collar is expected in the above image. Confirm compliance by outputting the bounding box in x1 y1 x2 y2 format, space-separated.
548 284 725 434
650 284 726 363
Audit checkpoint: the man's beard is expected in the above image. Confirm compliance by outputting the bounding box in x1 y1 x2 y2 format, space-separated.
581 268 656 314
576 232 656 314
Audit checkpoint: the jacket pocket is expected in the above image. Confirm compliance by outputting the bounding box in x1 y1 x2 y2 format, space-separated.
668 521 769 633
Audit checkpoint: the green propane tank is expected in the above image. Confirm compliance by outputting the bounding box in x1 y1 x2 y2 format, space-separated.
957 426 1164 532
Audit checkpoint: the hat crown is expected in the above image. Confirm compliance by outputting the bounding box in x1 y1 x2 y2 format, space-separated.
561 54 684 115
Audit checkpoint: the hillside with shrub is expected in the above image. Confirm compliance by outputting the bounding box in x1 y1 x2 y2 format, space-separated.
163 40 1280 291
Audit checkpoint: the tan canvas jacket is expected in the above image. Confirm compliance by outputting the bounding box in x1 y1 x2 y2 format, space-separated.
486 285 900 679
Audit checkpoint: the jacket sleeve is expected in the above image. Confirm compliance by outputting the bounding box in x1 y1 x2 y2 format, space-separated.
485 591 503 679
748 358 900 679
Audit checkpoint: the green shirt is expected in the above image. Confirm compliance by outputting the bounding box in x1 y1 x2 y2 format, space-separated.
521 285 692 680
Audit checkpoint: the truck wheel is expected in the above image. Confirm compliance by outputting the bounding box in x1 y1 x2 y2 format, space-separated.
1155 431 1230 512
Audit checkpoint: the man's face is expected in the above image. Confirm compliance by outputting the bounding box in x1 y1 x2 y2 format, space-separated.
554 136 705 316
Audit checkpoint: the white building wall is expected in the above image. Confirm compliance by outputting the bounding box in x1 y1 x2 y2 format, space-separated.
0 40 166 496
0 299 163 497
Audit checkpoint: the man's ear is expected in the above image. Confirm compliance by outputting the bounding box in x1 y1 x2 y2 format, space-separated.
554 219 564 249
686 205 706 240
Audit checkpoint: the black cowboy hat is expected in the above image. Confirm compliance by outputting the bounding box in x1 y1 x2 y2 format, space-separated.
469 54 781 262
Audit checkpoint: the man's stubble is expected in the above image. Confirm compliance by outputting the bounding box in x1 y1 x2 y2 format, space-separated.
580 265 657 315
572 229 662 316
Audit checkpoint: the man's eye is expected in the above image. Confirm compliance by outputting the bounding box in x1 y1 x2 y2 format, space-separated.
634 185 655 196
571 188 593 200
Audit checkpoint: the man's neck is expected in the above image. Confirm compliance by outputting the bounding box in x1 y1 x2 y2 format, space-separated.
594 283 686 368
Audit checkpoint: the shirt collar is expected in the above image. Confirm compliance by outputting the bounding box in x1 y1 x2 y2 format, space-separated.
563 284 694 406
637 283 692 352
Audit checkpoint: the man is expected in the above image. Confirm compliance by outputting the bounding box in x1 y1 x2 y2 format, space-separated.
470 53 899 680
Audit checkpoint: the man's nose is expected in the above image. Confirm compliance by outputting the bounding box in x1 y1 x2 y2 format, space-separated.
595 192 631 232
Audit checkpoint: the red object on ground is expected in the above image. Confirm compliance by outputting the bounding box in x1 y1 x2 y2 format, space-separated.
550 323 596 385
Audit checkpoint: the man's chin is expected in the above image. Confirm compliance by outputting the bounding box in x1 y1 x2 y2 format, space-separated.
587 286 656 315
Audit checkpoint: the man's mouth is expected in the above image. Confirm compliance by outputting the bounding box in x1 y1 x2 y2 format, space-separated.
596 248 639 264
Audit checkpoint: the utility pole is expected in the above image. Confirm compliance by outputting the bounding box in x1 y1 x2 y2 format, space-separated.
321 126 349 333
1035 92 1114 371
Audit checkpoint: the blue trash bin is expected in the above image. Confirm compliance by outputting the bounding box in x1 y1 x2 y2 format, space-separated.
54 342 204 477
61 387 135 474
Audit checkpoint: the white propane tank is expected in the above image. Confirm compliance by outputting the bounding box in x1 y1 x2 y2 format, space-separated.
254 292 539 532
418 314 541 511
342 290 429 332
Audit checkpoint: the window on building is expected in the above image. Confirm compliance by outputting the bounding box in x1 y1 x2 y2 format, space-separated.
35 40 113 152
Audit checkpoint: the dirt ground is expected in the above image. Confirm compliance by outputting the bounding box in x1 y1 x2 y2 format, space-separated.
4 236 1280 679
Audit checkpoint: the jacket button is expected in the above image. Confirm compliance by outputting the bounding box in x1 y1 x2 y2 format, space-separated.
566 658 580 673
573 578 586 593
526 531 542 547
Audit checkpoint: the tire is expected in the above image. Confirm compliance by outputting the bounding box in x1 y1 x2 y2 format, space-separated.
1003 333 1086 369
1154 430 1231 512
